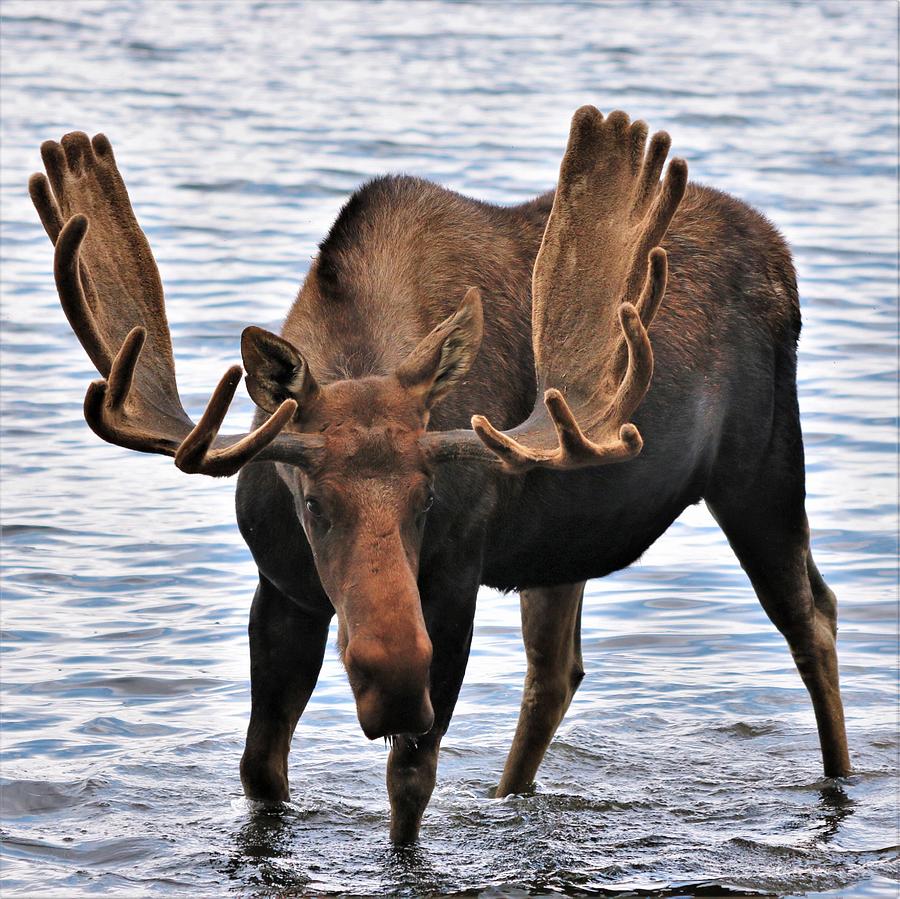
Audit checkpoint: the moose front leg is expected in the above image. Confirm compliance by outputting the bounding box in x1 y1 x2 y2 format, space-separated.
496 582 585 796
240 576 332 802
386 579 478 844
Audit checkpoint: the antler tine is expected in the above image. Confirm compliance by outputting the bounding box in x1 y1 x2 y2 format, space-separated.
81 324 185 455
54 214 113 375
174 366 243 473
634 130 671 212
636 247 668 326
106 326 146 410
545 388 643 462
174 367 298 477
28 172 65 243
621 158 686 309
198 398 298 475
642 156 688 252
601 303 653 429
471 413 538 470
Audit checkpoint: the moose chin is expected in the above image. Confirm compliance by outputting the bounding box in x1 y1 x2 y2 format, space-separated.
30 106 850 845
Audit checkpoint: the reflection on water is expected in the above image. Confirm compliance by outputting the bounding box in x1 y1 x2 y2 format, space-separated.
225 809 313 894
1 0 897 896
811 785 855 847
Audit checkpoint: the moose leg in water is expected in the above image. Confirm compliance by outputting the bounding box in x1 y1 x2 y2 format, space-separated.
240 576 332 802
496 582 585 796
387 562 480 844
706 387 850 777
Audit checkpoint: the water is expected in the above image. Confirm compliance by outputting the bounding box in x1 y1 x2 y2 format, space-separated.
0 1 897 895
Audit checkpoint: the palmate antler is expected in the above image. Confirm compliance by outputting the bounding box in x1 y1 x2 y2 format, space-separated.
424 107 687 471
30 132 322 476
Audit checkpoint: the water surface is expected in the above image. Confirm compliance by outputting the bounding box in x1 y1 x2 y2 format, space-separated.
1 1 897 896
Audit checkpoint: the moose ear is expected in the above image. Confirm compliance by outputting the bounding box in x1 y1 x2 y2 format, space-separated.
241 326 318 414
395 288 484 409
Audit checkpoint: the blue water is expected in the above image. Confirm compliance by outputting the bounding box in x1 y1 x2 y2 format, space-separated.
1 1 897 895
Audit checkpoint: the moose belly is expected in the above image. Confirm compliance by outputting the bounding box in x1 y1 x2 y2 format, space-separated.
481 450 709 591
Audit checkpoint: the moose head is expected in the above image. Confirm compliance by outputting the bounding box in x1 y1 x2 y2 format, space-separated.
237 289 484 738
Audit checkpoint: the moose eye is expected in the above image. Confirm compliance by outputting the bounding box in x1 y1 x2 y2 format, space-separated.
422 491 435 514
305 497 324 518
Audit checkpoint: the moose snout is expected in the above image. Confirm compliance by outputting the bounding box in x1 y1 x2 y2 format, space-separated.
344 634 434 739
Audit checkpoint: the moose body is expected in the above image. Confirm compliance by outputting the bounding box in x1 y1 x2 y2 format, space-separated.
244 176 771 590
31 108 849 845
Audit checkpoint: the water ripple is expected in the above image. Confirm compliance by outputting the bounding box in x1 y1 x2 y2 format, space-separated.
0 0 896 896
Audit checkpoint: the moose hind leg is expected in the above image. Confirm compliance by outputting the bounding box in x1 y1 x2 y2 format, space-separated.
240 576 331 802
707 493 850 778
496 582 586 797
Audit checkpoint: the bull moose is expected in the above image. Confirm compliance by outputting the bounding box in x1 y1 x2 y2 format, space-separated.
30 107 850 844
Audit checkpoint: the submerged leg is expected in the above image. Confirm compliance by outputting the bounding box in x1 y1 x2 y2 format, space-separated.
240 576 332 802
496 581 586 796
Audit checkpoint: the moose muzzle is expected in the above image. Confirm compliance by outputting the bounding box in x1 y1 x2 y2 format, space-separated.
317 520 434 740
344 631 434 739
332 531 435 739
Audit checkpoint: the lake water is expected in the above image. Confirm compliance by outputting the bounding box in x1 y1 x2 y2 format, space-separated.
1 1 897 896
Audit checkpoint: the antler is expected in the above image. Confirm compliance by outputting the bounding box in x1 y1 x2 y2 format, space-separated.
424 107 686 472
30 132 321 477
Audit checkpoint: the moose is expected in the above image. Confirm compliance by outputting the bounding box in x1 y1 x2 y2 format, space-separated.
30 107 850 844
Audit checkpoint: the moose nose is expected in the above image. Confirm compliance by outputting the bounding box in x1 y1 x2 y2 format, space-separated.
355 686 435 740
344 635 434 739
